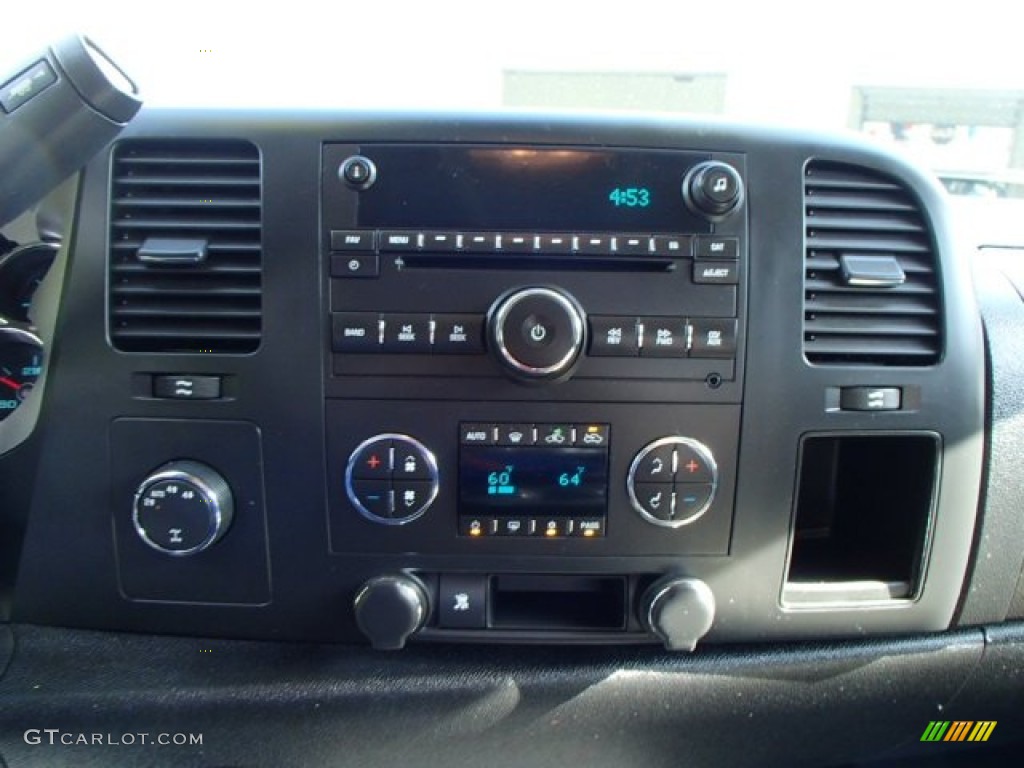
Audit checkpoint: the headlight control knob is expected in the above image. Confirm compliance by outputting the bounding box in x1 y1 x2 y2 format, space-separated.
487 286 586 383
640 576 716 652
354 574 430 650
132 460 234 556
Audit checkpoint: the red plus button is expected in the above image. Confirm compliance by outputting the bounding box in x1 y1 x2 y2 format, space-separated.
351 439 393 479
674 445 713 484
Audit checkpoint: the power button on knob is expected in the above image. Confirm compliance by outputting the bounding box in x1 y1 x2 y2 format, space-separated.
132 460 234 556
488 287 586 382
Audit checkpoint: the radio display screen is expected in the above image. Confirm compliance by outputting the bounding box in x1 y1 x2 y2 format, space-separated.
356 145 713 233
460 446 608 517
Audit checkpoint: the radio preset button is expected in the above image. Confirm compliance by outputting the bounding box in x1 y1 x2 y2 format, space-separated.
424 232 458 250
433 314 485 354
576 235 613 254
332 313 381 353
689 318 737 358
640 317 688 357
538 234 573 253
462 233 499 252
500 233 534 252
617 235 650 254
382 314 431 353
589 316 639 357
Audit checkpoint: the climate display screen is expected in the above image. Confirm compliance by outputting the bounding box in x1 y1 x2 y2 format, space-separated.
460 446 608 517
356 145 712 233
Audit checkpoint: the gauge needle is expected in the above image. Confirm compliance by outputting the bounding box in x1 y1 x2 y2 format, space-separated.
0 376 21 391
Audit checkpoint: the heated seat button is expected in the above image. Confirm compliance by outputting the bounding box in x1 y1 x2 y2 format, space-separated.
438 575 487 629
633 483 674 521
589 316 639 357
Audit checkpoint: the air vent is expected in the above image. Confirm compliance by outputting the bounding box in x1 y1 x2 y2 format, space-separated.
109 139 262 353
803 160 941 365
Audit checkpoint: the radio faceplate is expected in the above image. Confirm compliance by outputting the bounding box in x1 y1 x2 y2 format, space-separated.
321 143 747 398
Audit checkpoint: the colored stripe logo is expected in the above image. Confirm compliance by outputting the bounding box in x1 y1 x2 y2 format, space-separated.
920 721 996 742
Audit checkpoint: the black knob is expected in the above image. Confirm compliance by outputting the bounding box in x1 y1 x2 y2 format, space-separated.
487 287 586 383
132 460 233 556
339 155 377 190
683 161 744 220
354 574 429 650
640 576 715 651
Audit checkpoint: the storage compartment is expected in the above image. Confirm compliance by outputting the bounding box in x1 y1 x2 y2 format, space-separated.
489 574 627 630
784 433 939 605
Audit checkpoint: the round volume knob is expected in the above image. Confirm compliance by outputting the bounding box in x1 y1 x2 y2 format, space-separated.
487 287 586 382
682 161 744 220
354 574 430 651
132 460 233 556
640 576 715 652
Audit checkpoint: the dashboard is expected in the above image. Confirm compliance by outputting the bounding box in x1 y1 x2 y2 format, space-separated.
2 75 1024 766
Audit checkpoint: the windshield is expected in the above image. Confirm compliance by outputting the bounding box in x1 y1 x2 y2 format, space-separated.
6 0 1024 211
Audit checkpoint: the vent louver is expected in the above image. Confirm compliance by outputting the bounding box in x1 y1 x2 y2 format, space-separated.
109 139 262 353
803 160 941 365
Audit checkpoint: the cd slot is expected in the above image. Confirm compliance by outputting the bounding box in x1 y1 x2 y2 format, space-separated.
401 253 676 273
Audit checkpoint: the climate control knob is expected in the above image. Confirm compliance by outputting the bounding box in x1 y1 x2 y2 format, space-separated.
487 287 586 383
627 436 718 527
682 161 744 220
132 460 233 556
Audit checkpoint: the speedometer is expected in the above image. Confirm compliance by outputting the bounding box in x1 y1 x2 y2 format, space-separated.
0 324 44 421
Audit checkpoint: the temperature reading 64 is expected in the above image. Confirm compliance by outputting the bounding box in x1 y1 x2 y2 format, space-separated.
558 467 586 487
608 187 651 208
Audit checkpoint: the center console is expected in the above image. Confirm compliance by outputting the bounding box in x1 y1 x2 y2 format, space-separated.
8 113 986 651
